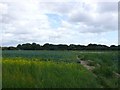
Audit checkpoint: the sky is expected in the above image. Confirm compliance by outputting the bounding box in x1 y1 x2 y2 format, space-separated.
0 0 119 46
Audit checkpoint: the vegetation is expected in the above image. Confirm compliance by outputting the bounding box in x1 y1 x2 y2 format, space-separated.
1 43 120 50
3 58 100 88
2 50 119 88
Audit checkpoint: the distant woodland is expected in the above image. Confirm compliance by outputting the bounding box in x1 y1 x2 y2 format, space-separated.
1 43 120 50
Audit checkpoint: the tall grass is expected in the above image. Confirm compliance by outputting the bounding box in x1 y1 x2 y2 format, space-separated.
2 58 100 88
2 50 78 63
2 50 119 88
78 51 119 88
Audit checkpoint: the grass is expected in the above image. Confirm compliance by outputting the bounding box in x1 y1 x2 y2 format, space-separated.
2 50 78 63
78 51 119 88
2 50 119 88
2 58 100 88
79 52 118 69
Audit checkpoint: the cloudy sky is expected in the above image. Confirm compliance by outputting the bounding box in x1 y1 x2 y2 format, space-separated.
0 0 118 46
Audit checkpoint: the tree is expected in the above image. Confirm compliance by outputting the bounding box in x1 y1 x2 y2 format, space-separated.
4 43 119 50
17 44 22 50
68 44 76 50
110 45 117 50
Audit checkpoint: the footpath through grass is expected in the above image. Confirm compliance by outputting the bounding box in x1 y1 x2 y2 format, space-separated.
78 51 119 88
2 50 119 88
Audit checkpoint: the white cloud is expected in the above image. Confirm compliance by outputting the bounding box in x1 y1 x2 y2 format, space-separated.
96 2 118 13
0 0 118 46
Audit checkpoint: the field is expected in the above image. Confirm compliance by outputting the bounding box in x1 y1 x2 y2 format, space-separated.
2 50 119 88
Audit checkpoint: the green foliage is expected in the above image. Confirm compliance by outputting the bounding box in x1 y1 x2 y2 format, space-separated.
2 59 100 88
79 51 118 64
3 43 119 50
78 51 119 88
2 50 77 63
2 50 119 88
93 66 113 78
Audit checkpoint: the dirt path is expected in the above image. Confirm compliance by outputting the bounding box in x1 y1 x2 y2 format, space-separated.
76 55 120 79
76 55 95 71
76 55 97 77
80 60 95 71
113 71 120 78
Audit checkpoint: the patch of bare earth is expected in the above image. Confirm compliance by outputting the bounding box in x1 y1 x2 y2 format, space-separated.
113 71 120 78
76 55 97 77
76 55 95 71
80 60 95 71
77 55 120 79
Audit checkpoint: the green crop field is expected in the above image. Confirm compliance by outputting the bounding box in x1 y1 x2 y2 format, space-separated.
2 50 119 88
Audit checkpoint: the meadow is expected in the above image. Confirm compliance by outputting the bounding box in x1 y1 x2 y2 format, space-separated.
2 50 119 88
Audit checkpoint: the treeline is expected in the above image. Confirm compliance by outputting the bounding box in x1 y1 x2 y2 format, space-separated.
1 43 120 50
